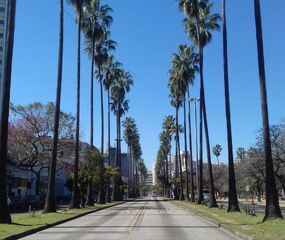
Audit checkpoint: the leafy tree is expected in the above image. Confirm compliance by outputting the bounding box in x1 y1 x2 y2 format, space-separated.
8 111 75 197
236 147 246 160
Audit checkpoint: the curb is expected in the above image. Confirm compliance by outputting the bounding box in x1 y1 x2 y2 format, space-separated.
171 201 252 240
4 201 125 240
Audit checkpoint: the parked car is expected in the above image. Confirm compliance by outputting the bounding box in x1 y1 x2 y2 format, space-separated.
20 195 44 210
203 189 210 201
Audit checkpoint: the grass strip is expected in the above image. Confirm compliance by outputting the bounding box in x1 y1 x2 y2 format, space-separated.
0 201 124 240
171 200 285 240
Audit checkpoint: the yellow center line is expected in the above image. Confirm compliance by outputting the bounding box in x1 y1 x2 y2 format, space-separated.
124 199 149 240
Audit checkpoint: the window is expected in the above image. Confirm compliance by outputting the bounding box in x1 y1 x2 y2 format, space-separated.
0 7 4 13
0 19 4 26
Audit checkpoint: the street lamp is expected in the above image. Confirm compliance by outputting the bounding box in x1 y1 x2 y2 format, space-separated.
190 97 200 195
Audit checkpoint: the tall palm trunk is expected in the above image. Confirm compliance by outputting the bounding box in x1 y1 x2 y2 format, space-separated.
197 48 204 205
127 144 131 198
90 35 95 149
183 97 190 200
193 0 217 207
99 69 104 154
106 88 111 202
44 0 64 213
187 88 195 202
254 0 282 221
97 68 105 204
86 34 95 206
163 159 166 196
113 108 122 201
200 53 217 208
194 99 200 202
70 4 82 209
176 106 184 201
0 0 16 223
193 0 203 205
174 136 179 200
222 0 240 212
165 149 169 198
108 89 111 164
132 148 135 197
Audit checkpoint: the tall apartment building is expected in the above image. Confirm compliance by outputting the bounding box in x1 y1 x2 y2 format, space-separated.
0 0 8 88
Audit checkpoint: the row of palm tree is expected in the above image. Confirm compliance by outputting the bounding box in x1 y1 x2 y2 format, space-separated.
0 0 136 222
123 117 143 198
162 0 282 221
61 0 134 206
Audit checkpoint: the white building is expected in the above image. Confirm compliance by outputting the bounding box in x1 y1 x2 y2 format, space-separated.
145 171 153 186
0 0 8 86
152 165 157 185
168 152 197 176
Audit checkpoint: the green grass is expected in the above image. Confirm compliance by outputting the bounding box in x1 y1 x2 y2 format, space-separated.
172 200 285 240
0 201 123 239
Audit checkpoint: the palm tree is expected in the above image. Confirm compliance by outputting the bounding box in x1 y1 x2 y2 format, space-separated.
103 57 121 163
178 0 220 207
94 32 116 156
111 68 133 200
253 0 282 221
67 0 85 209
122 117 137 198
94 33 116 204
212 144 222 165
169 75 184 201
221 0 240 213
159 131 171 196
0 0 16 223
103 56 121 202
187 87 195 202
43 0 64 213
162 115 175 198
131 130 141 196
82 0 113 150
171 44 198 201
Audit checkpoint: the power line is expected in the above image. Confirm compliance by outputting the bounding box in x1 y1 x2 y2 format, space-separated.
130 71 169 97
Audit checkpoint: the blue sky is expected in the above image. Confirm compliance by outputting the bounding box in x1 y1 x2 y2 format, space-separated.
10 0 285 170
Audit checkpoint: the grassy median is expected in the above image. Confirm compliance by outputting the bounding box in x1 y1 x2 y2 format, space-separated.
172 200 285 240
0 201 123 239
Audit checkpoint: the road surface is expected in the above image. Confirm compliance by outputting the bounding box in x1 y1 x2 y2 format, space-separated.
21 197 240 240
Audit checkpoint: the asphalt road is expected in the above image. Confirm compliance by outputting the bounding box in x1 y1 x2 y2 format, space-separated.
21 197 240 240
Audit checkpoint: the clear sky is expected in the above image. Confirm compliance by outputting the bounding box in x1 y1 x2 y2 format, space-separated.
10 0 285 170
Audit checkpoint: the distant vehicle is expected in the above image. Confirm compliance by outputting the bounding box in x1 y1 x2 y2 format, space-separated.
203 189 210 201
152 190 158 197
